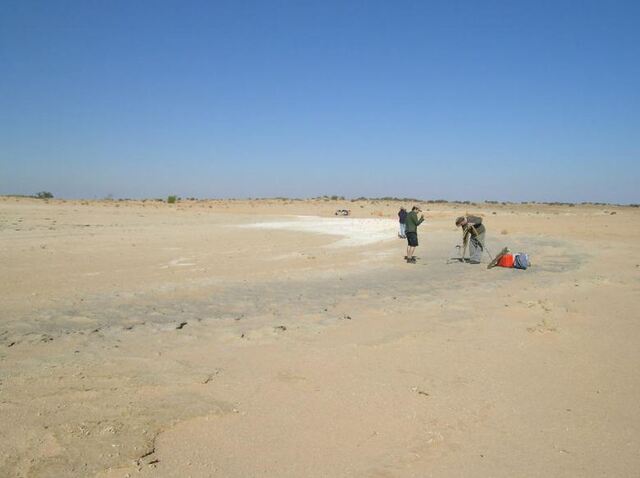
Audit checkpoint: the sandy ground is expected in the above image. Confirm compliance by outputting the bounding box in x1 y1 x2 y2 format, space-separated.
1 197 639 477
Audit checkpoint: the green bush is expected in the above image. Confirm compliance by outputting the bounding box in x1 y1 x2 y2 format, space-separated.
167 195 177 204
35 191 53 199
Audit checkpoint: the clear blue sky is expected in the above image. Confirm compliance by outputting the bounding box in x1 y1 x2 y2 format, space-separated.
1 0 639 202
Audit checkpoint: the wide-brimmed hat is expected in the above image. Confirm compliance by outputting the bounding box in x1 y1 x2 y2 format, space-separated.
455 216 466 226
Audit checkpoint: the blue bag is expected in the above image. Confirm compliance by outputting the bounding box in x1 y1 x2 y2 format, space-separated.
514 253 529 270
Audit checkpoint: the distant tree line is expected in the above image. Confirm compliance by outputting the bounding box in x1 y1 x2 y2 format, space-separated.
9 191 636 208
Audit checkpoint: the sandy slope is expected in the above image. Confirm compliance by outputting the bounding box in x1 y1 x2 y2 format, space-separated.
1 197 639 477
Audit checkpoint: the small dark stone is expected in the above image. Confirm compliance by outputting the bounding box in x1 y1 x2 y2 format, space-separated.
176 322 187 330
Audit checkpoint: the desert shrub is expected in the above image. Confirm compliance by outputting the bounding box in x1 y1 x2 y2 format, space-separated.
35 191 53 199
349 196 424 202
167 195 177 204
544 201 576 207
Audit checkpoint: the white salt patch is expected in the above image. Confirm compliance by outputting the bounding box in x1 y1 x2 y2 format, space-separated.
160 257 196 268
240 216 398 247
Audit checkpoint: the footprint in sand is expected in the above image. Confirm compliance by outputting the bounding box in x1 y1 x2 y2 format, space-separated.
277 371 307 383
520 299 553 313
527 318 558 334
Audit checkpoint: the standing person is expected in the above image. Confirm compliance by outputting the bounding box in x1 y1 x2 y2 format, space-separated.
398 207 407 238
405 206 425 263
455 215 486 264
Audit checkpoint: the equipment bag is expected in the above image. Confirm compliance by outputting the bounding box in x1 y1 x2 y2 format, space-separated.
514 253 530 270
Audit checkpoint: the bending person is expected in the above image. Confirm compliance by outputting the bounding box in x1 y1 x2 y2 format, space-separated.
455 215 486 264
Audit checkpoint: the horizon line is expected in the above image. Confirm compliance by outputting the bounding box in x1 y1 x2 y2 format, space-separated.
2 194 638 207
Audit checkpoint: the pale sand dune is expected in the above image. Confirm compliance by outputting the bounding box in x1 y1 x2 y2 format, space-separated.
1 197 639 477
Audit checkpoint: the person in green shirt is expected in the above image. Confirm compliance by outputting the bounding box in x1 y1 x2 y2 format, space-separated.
405 206 425 263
